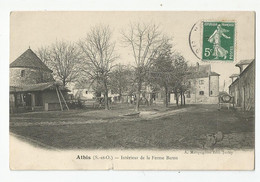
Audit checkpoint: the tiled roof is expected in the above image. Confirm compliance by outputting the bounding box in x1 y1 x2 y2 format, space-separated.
194 71 209 78
229 59 255 88
10 48 52 72
187 64 220 78
218 91 231 96
229 73 239 78
187 64 210 78
198 64 211 73
210 72 220 76
10 82 69 93
235 59 254 66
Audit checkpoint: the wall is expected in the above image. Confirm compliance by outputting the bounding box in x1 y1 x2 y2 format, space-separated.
170 76 219 104
230 82 238 104
10 67 54 86
42 90 68 111
229 61 255 110
73 89 95 100
42 90 60 104
209 76 219 97
194 77 210 103
9 94 15 113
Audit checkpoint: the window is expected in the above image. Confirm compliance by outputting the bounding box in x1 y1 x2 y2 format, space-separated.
85 90 88 94
21 70 25 77
210 91 213 95
199 91 204 95
199 80 204 85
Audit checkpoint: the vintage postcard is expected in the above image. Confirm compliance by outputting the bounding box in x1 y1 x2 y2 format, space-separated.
9 11 255 170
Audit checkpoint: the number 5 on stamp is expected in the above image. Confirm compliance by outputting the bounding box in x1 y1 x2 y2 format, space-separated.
202 22 235 61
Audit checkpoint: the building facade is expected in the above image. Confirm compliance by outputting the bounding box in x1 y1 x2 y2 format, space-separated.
229 59 255 111
170 63 220 104
10 48 69 113
139 63 220 105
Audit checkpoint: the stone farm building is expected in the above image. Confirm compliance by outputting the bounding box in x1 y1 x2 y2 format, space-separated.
9 48 69 113
229 59 255 111
139 63 220 105
170 63 220 104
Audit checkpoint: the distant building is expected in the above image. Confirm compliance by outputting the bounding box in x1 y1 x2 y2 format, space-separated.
229 59 255 111
170 63 220 104
9 48 69 113
141 63 220 105
72 83 96 101
71 82 121 107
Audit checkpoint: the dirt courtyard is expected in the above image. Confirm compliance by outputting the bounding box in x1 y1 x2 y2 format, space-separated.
10 104 255 150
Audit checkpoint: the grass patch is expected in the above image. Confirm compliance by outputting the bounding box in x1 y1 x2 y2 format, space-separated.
10 104 254 150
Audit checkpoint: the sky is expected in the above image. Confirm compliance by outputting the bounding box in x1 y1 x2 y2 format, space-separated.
10 11 255 91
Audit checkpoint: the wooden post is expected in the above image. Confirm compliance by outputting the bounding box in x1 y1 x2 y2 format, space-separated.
58 87 69 111
56 86 63 111
31 93 35 111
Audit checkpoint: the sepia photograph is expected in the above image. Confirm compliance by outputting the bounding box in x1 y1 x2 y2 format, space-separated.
9 11 255 170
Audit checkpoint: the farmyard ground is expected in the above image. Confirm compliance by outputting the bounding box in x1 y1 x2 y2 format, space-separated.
10 104 254 150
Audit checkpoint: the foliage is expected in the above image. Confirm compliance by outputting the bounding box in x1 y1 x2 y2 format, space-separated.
149 41 173 107
171 54 189 106
110 64 134 100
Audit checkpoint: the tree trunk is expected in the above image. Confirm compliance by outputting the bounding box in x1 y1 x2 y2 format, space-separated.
183 92 186 106
119 88 122 103
135 92 140 111
180 91 183 106
175 92 179 107
104 80 109 110
165 87 168 107
62 79 66 87
135 81 142 111
104 91 109 110
119 93 122 103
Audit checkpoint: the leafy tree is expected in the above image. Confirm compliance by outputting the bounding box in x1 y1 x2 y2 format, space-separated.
110 64 133 102
149 42 173 107
171 54 188 106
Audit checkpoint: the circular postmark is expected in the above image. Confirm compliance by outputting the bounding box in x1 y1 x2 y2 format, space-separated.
189 21 203 60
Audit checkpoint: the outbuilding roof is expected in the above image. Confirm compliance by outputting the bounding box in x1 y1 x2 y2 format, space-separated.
229 73 239 78
10 82 70 93
10 48 52 73
235 59 254 67
229 59 255 88
209 71 220 76
187 64 220 78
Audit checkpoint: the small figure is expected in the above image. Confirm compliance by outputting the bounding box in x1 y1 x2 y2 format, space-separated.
208 24 231 59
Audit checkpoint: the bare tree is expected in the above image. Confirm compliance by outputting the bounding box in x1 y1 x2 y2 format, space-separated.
78 25 117 110
37 41 82 86
37 46 50 65
121 22 167 111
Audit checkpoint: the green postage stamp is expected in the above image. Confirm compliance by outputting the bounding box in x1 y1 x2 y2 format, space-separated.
202 22 235 61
